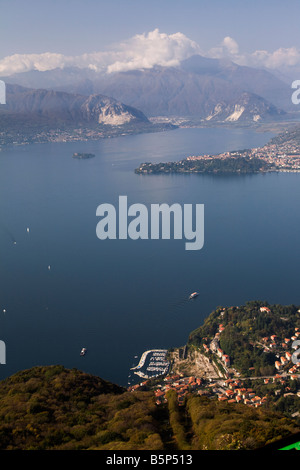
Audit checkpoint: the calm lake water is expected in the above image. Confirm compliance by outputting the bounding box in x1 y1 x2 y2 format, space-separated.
0 126 300 386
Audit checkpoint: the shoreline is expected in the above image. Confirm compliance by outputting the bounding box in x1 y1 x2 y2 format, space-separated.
1 118 298 152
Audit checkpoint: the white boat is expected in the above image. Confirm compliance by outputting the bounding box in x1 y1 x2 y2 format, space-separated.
80 348 87 356
189 292 199 299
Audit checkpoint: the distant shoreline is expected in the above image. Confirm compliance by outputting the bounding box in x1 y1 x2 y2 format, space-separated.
135 123 300 175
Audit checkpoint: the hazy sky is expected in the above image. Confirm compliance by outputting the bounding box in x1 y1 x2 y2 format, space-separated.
1 0 300 78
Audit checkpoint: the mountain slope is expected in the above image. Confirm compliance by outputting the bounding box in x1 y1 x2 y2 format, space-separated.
180 55 294 112
0 365 161 450
2 84 149 126
0 84 164 146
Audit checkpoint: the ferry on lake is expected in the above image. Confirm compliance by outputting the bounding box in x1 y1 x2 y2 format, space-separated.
189 292 199 299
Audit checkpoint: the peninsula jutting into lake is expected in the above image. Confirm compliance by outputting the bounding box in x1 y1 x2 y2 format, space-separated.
135 125 300 175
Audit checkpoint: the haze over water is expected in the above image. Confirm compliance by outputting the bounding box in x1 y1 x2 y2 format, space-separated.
1 126 299 386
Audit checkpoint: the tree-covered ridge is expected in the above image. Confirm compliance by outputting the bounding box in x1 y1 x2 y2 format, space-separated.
0 364 298 450
0 365 162 450
188 301 300 376
135 156 271 175
185 395 298 450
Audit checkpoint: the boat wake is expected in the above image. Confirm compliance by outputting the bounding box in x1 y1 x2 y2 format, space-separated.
171 298 189 309
170 292 199 309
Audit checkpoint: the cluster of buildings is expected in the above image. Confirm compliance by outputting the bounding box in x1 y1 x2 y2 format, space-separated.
253 141 300 171
129 370 299 411
128 381 149 393
214 378 265 406
129 369 300 408
154 375 203 406
260 326 300 374
0 127 97 147
201 306 300 380
186 153 230 162
216 375 300 408
185 139 300 172
203 322 231 370
0 125 131 148
128 306 299 412
128 374 203 405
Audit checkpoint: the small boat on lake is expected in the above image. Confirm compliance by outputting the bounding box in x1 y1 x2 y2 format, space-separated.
80 348 87 356
189 292 199 300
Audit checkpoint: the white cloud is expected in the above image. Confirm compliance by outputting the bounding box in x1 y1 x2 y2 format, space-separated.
209 36 239 58
0 29 201 76
106 29 201 73
0 52 66 75
0 30 300 79
223 37 239 55
249 47 300 69
207 37 300 78
0 51 113 75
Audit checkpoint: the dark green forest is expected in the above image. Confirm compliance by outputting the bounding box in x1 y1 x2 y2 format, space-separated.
188 301 300 376
135 156 272 174
0 365 298 450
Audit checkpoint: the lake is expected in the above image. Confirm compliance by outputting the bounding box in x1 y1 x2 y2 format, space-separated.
1 126 300 386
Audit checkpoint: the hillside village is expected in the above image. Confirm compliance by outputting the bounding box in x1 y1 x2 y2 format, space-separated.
128 304 300 418
183 137 300 173
202 306 300 376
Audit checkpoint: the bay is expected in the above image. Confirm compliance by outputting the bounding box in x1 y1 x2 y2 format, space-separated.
0 126 299 386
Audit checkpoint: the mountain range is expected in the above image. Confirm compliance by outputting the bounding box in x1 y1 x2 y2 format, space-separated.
1 84 149 126
1 54 297 124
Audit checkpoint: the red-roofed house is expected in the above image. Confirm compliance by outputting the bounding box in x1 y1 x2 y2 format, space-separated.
260 307 271 313
286 352 292 361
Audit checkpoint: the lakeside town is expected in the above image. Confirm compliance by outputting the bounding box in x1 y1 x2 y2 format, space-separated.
135 128 300 174
0 125 135 148
185 138 300 172
0 120 175 149
128 305 300 418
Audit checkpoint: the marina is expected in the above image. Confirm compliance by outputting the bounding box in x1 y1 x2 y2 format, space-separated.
130 349 170 380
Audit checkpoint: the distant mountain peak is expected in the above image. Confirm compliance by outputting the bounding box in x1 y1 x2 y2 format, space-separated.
3 83 149 126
